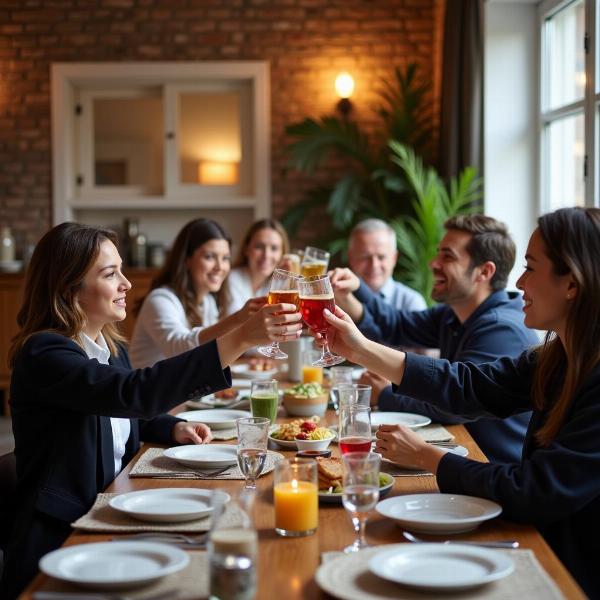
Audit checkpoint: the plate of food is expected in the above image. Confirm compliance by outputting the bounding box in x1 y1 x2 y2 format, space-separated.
316 457 394 503
269 417 334 449
231 358 277 379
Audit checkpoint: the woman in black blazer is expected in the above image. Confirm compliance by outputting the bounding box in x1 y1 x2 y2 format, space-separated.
0 222 302 599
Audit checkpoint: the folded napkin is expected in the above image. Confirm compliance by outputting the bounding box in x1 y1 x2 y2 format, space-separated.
414 424 454 443
37 548 209 599
129 447 283 480
319 548 565 599
71 493 246 533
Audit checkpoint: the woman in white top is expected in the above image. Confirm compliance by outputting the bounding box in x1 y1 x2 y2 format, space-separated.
222 218 290 316
130 218 264 367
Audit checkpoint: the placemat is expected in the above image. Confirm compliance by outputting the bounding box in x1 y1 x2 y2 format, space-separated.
129 447 283 480
318 547 565 599
37 548 210 599
415 424 454 443
71 492 246 533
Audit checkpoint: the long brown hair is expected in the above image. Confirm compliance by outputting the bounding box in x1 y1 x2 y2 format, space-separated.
9 222 126 366
233 218 290 268
136 218 230 327
532 207 600 445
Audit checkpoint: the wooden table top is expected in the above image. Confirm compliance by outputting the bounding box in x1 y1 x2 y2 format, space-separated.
18 410 584 599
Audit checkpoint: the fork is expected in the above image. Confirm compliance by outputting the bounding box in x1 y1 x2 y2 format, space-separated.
33 590 180 600
113 532 208 547
403 530 519 549
194 464 234 478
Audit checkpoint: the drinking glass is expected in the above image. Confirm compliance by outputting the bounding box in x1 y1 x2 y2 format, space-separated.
329 366 354 412
281 253 301 275
250 380 279 423
300 246 330 278
258 269 300 359
273 458 318 537
338 405 372 455
337 383 372 409
341 452 380 553
298 275 344 367
236 417 270 490
302 349 324 384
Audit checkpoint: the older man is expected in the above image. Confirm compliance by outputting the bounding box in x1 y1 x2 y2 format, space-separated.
331 215 539 464
348 219 427 311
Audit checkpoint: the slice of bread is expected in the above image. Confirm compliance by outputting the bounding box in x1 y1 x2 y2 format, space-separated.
316 457 343 481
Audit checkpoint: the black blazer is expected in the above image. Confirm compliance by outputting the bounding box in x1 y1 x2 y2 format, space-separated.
1 331 230 599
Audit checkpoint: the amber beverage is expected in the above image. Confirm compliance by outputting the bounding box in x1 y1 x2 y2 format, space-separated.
300 261 328 278
300 294 336 333
268 289 300 310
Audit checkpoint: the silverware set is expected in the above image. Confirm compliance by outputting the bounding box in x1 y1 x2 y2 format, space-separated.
402 530 519 549
112 532 208 549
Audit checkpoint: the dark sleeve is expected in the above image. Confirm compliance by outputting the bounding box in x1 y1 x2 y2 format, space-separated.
436 384 600 524
393 351 534 419
19 333 231 419
379 320 537 422
355 281 442 348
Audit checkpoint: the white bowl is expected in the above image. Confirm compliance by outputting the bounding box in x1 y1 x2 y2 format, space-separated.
294 434 333 451
283 391 328 417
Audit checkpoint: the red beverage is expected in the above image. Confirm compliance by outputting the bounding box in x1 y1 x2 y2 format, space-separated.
300 294 336 333
339 437 372 454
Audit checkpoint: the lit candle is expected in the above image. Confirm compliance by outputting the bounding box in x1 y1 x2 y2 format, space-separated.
274 478 318 535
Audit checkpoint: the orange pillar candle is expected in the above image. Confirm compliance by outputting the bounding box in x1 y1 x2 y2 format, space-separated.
274 459 318 537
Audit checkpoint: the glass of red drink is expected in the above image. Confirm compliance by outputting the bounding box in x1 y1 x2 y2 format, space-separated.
338 405 372 455
258 269 300 360
298 275 345 367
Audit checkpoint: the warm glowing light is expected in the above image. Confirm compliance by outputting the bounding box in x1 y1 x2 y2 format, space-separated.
198 160 238 185
335 72 355 99
291 479 298 491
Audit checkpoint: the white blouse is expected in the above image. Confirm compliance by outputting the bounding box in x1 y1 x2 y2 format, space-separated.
222 266 270 316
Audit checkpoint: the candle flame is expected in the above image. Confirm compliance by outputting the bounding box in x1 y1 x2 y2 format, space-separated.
291 479 298 491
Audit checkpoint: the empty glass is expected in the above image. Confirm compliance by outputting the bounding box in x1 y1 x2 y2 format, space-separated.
236 417 270 490
341 452 380 553
329 366 353 412
338 405 372 455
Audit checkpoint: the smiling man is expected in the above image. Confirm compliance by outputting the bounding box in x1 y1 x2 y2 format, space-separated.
330 215 539 464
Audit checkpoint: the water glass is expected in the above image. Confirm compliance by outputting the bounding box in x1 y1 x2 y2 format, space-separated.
338 405 372 455
250 380 279 423
337 383 372 409
329 366 354 412
236 417 270 490
341 452 380 553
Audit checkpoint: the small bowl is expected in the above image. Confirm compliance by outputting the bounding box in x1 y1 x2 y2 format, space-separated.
294 434 334 451
283 391 329 417
296 449 332 459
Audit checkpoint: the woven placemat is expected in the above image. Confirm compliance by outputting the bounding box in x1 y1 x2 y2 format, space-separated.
72 493 246 533
415 424 454 443
319 547 565 599
38 548 209 598
129 446 283 480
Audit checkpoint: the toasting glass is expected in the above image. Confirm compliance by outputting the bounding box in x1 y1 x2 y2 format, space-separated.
300 246 330 278
298 275 344 367
258 269 300 360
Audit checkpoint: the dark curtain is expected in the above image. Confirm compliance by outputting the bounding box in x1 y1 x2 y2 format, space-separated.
439 0 484 179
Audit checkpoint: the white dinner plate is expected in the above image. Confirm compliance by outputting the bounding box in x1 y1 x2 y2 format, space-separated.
381 444 468 470
177 409 251 429
163 444 238 468
109 488 229 523
39 541 189 590
368 543 514 591
230 363 277 379
376 493 502 534
371 412 432 430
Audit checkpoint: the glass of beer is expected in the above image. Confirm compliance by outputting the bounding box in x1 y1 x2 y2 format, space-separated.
258 269 300 360
300 246 329 278
298 275 345 367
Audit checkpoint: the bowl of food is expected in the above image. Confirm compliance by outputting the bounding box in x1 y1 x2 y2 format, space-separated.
282 382 329 416
294 421 335 451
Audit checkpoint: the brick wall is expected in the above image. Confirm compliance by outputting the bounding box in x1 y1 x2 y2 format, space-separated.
0 0 443 251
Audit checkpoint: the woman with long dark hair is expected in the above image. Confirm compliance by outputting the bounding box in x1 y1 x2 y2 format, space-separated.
0 222 301 599
130 218 264 367
320 207 600 597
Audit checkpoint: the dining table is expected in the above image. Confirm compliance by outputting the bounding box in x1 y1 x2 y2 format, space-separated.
17 405 585 599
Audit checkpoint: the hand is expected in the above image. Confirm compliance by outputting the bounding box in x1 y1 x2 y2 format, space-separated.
358 370 391 407
172 421 213 445
374 424 444 473
328 268 360 296
241 302 303 347
316 305 368 364
237 296 267 322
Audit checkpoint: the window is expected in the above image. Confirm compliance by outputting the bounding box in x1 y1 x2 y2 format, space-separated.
539 0 599 210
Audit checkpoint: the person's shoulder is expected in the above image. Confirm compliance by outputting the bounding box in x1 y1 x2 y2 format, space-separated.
16 331 85 366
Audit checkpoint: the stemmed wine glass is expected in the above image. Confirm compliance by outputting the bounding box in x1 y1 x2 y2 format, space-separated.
258 269 300 360
341 452 380 553
298 275 344 367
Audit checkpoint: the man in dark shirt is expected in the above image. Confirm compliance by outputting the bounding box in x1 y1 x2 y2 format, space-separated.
330 215 539 463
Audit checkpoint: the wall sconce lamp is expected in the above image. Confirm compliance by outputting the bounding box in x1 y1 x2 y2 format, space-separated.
198 160 239 185
335 72 355 117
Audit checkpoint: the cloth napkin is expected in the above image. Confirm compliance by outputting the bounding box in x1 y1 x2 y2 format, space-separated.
129 447 283 480
414 424 454 443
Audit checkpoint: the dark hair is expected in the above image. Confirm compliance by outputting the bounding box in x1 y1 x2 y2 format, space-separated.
532 207 600 445
9 222 125 366
137 218 231 327
444 215 516 291
233 218 290 268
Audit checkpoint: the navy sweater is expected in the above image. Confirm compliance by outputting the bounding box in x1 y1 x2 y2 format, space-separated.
354 284 539 463
397 351 600 598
